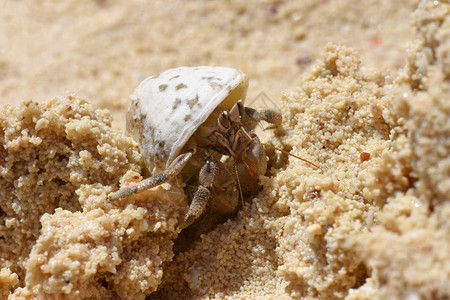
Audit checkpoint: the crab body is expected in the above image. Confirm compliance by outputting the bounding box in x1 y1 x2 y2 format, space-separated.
110 66 280 229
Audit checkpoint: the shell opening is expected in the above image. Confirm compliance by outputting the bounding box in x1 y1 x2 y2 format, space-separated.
219 75 249 109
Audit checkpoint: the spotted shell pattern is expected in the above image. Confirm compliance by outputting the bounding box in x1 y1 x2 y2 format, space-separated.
126 66 249 174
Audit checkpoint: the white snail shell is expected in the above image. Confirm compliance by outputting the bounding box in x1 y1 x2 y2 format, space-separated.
127 66 249 174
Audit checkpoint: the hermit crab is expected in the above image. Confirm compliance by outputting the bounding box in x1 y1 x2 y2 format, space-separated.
108 66 297 229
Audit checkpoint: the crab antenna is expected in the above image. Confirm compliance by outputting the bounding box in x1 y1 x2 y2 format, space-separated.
234 163 247 222
239 127 322 171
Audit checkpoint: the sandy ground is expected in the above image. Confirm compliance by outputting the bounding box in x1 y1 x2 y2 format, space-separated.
0 0 416 127
1 0 449 299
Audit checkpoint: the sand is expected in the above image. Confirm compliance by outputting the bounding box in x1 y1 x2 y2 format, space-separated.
0 0 449 299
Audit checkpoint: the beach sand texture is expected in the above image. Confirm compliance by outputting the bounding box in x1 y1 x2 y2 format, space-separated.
0 1 449 299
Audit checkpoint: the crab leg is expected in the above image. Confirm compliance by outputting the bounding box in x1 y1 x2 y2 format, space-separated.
239 126 322 170
108 152 193 201
179 158 220 229
213 131 236 157
244 107 282 127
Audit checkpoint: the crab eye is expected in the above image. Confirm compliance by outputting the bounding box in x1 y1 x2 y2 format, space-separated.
218 111 230 130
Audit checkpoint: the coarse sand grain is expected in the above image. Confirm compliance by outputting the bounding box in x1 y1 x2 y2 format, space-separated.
0 96 187 299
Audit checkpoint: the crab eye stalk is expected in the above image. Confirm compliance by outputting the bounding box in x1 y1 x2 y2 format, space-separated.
229 100 245 123
237 100 245 120
218 111 230 131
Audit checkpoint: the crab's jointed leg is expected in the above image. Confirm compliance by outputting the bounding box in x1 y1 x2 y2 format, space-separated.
108 151 193 201
244 106 282 129
179 158 228 229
